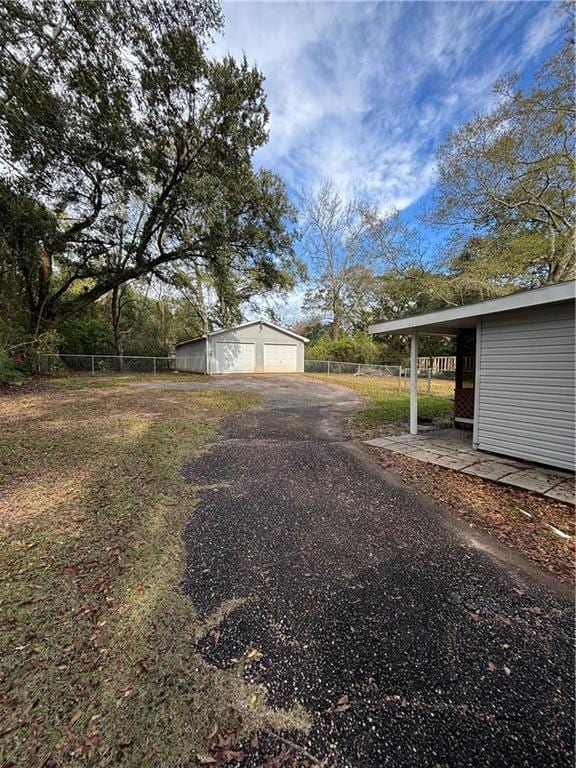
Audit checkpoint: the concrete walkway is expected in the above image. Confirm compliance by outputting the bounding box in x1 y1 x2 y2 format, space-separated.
365 429 575 504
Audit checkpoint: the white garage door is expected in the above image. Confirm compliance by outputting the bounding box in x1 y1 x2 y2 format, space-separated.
263 343 298 372
215 342 255 374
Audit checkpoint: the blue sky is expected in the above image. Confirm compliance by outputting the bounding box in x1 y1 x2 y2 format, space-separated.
211 1 567 318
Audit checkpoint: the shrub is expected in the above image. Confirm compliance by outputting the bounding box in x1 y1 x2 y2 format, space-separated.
0 349 27 384
306 333 381 363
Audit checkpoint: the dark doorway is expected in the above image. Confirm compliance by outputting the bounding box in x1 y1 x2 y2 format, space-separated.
454 329 476 426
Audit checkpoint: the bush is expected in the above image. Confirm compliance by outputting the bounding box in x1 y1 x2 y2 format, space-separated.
306 333 381 363
0 349 27 384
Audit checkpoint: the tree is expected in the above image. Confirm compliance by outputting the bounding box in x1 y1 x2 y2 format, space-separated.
305 332 382 364
109 281 150 370
430 12 575 284
0 0 299 342
300 183 392 339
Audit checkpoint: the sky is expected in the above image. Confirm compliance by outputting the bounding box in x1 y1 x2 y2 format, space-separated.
210 1 567 320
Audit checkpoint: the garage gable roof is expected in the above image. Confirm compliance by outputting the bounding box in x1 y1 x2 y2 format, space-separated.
176 319 309 348
368 280 576 336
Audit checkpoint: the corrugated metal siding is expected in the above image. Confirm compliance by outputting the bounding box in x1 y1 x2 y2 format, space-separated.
175 339 207 373
476 301 575 470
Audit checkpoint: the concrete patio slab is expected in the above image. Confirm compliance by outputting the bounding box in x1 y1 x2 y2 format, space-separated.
364 437 400 448
546 482 576 504
462 461 518 481
433 454 478 470
406 448 447 463
363 428 575 503
388 444 426 457
502 471 562 494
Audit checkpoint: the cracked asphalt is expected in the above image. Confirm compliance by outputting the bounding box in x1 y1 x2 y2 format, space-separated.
169 375 573 767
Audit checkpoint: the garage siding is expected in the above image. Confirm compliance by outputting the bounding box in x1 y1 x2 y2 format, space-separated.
207 324 305 374
476 302 575 470
174 339 207 373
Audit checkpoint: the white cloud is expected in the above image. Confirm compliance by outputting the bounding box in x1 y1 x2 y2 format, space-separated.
521 2 566 60
211 1 566 215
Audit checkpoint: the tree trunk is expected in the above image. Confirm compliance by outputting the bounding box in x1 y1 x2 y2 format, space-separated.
111 285 124 372
331 297 341 340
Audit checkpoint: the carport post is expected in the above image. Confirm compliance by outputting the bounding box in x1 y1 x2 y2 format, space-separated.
410 332 418 435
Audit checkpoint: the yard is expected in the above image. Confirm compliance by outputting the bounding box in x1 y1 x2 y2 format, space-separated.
0 371 573 768
304 372 455 430
0 376 306 767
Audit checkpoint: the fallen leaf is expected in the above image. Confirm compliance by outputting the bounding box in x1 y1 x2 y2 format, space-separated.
196 754 217 765
69 709 83 726
334 694 351 713
245 648 263 662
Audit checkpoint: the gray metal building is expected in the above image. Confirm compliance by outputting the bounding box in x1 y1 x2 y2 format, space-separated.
175 320 308 375
369 281 576 471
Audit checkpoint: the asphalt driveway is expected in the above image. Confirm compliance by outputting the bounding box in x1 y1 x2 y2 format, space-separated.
159 375 573 767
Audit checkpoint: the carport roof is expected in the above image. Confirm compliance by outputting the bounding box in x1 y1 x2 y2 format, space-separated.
368 280 575 336
176 319 309 347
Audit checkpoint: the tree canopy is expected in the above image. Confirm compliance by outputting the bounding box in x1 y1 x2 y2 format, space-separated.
0 0 300 342
430 17 575 286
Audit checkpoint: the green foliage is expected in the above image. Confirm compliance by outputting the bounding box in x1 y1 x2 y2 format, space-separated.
430 16 575 285
356 395 454 428
306 332 381 363
0 350 26 383
59 315 115 356
0 0 299 342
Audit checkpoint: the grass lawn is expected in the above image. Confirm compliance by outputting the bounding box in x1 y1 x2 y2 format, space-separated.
0 375 307 767
304 373 454 430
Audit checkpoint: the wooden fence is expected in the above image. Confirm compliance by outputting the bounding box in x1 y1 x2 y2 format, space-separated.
418 356 474 373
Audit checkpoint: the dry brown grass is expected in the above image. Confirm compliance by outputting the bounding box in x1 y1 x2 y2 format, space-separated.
0 376 309 767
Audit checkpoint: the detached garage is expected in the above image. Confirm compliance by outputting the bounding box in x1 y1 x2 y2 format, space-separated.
175 320 308 375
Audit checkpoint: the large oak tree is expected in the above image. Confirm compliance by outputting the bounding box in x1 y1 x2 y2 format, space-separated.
0 0 299 340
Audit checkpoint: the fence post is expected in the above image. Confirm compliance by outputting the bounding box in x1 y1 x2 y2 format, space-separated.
91 355 95 376
427 367 432 394
327 361 331 375
357 363 361 375
398 367 402 391
153 357 156 375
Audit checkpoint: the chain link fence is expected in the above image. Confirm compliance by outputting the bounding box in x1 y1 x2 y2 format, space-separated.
303 359 455 397
37 353 177 375
35 353 455 397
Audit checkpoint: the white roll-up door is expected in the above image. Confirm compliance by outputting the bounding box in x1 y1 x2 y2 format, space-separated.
476 302 575 470
214 342 255 374
263 343 298 372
